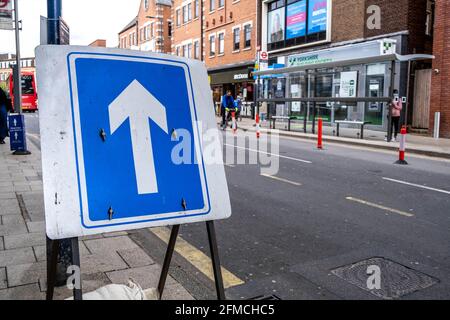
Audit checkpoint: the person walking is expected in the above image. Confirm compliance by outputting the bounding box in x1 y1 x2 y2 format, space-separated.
0 87 11 145
387 89 402 142
221 90 234 130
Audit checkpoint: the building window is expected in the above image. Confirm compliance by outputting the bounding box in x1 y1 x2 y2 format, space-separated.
183 45 189 57
183 6 187 23
209 34 216 56
188 43 192 58
233 28 240 51
219 0 224 8
244 24 252 48
188 3 192 21
176 46 180 56
176 9 181 26
218 32 225 54
194 40 200 59
194 0 199 18
425 0 434 36
144 0 149 10
168 21 172 37
210 0 215 12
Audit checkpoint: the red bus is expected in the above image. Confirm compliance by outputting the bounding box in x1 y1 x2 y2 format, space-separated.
8 72 38 112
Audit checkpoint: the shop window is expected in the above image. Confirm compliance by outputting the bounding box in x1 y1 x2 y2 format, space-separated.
267 0 329 51
218 33 225 54
233 28 240 51
244 24 251 48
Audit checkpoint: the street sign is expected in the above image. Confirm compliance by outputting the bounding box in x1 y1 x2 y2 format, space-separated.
36 46 231 239
0 0 13 30
8 113 27 151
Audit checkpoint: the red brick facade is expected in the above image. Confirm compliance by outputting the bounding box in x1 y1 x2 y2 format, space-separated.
430 0 450 138
118 0 172 53
171 0 257 69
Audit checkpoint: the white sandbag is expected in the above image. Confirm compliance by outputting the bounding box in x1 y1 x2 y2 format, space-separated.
66 279 158 300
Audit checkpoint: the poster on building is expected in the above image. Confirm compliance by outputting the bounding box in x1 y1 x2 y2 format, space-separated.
268 7 285 43
308 0 328 35
286 0 307 39
0 0 13 30
339 71 358 98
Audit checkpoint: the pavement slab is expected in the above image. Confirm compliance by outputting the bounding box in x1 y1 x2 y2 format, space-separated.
0 267 6 289
6 261 46 287
0 247 36 267
117 247 155 268
3 232 46 250
0 283 45 300
84 235 140 254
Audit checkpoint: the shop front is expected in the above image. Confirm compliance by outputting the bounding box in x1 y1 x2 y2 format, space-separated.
256 38 403 131
209 65 255 115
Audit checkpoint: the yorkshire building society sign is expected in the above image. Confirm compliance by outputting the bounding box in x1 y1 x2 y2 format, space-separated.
287 38 398 68
36 46 231 239
0 0 13 30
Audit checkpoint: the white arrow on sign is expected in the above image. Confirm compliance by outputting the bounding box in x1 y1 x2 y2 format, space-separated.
109 80 168 195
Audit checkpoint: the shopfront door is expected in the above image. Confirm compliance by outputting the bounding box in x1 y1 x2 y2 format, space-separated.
365 76 385 126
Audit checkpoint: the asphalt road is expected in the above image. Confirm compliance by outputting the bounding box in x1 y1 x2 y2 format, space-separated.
26 113 450 299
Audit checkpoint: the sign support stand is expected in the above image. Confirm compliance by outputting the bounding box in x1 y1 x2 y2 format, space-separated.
157 221 226 300
46 236 83 300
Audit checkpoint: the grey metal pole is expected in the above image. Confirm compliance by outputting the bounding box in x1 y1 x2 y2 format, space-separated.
404 60 412 127
13 0 22 114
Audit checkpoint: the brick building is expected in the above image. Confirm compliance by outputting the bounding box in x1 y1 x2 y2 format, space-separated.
118 0 172 53
171 0 258 105
430 0 449 138
257 0 434 132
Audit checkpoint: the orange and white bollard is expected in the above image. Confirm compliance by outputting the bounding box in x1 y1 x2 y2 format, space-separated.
231 111 237 134
395 126 408 165
256 114 261 139
317 118 323 149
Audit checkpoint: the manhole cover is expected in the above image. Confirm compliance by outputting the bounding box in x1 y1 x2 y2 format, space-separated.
331 257 438 299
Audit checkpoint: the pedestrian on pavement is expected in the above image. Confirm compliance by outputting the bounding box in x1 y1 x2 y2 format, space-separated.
221 90 234 130
387 89 402 142
0 87 11 145
234 94 242 121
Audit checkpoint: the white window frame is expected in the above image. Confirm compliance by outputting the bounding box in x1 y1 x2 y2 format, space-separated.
217 30 225 55
209 33 216 57
243 21 253 49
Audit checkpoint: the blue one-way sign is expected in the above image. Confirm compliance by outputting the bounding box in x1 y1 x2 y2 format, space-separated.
36 46 231 239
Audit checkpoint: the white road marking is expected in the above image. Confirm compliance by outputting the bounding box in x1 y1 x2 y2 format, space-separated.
224 144 312 164
382 177 450 195
261 174 301 186
346 196 414 217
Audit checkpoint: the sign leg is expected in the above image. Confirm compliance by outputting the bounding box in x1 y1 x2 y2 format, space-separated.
206 221 226 300
70 237 83 300
46 237 59 300
157 224 180 299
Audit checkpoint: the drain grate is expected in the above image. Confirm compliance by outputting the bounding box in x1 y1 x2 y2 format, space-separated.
331 257 438 299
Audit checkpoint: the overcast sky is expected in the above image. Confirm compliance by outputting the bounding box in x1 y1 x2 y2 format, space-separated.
0 0 141 57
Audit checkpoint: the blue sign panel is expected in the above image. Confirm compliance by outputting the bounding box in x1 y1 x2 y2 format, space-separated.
286 0 307 39
308 0 328 34
67 53 210 229
8 114 27 151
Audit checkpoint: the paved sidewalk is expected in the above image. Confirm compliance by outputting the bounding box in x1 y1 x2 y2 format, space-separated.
229 117 450 159
0 139 193 300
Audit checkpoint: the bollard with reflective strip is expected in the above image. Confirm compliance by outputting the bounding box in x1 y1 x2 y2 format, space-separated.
231 111 237 134
256 114 261 139
317 118 323 149
395 126 408 165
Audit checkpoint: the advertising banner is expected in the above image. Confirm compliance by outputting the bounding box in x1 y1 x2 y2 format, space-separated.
268 7 285 43
0 0 13 30
286 0 307 39
308 0 328 34
339 71 358 98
